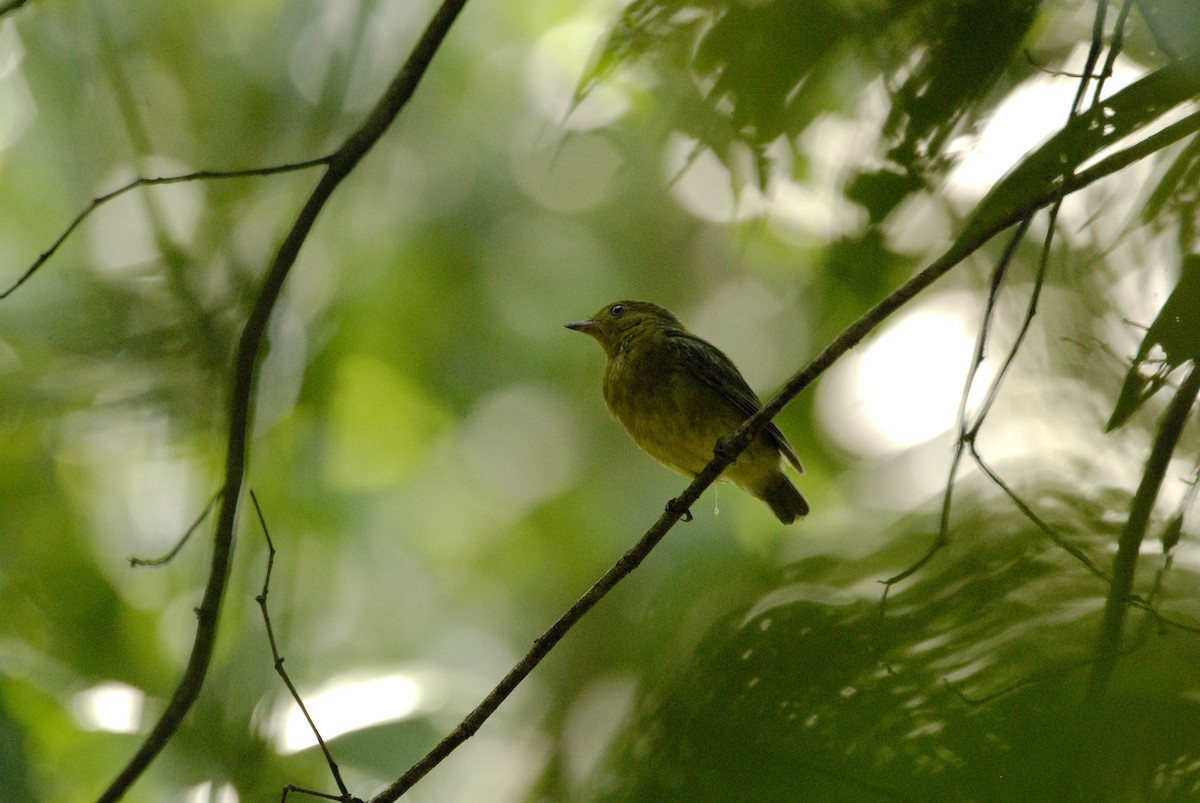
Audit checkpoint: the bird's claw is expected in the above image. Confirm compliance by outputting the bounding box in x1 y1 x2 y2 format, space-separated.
667 498 693 522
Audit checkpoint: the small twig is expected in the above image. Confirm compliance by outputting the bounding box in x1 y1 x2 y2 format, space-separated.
1072 0 1109 118
0 159 329 300
890 11 1119 593
129 488 223 567
1091 0 1135 107
249 491 360 803
98 2 472 799
969 445 1109 584
1127 596 1200 635
1023 50 1101 79
282 786 357 803
881 218 1033 594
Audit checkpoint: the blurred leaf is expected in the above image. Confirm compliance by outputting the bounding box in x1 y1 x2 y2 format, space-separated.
1142 132 1200 246
1107 254 1200 431
844 167 925 225
1138 0 1200 60
963 53 1200 247
884 0 1040 175
324 353 451 490
1159 512 1183 553
587 500 1200 802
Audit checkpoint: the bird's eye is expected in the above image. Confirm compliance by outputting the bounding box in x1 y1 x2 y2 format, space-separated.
609 304 628 317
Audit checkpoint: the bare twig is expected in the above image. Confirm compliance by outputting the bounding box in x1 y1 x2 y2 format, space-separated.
882 218 1032 593
969 446 1109 583
96 2 473 800
379 50 1200 794
374 165 1103 801
129 488 223 567
887 5 1142 595
1072 0 1109 117
1092 0 1135 105
250 492 361 803
1 160 329 300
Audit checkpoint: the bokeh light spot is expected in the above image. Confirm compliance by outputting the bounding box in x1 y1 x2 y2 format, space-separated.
817 293 988 455
71 681 144 734
273 669 444 754
460 383 579 508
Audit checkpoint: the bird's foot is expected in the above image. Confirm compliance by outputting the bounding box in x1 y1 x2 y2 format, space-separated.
666 498 693 522
713 435 737 463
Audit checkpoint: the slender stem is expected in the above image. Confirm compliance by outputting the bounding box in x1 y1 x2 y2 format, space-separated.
1086 363 1200 701
95 2 472 799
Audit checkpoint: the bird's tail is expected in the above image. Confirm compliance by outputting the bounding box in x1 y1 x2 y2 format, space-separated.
759 474 809 524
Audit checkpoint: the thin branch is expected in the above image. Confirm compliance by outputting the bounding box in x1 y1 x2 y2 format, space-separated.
129 487 223 567
375 201 1072 803
282 787 358 803
379 63 1200 789
1092 0 1135 105
969 445 1110 584
889 13 1142 592
250 492 360 803
882 218 1032 592
1 159 330 300
95 2 473 800
1023 49 1099 79
1086 362 1200 701
1071 0 1109 117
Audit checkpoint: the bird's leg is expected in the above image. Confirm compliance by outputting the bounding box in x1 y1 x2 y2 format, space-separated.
666 497 693 522
713 435 736 463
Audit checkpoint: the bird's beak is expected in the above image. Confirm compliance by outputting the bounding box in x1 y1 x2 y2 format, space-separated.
565 319 596 334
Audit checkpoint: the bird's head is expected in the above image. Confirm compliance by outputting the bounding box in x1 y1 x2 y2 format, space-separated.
565 300 681 357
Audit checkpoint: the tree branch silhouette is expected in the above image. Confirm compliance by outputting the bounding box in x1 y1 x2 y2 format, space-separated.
41 12 1195 802
95 1 472 799
1087 363 1200 701
372 223 1041 801
251 491 361 803
375 64 1200 792
884 19 1200 596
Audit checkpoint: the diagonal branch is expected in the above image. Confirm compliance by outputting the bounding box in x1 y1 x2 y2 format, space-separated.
378 55 1200 791
95 1 472 800
373 169 1091 803
251 491 360 803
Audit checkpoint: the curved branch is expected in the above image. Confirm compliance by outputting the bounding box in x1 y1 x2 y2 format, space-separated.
95 1 472 800
374 153 1069 803
380 59 1200 793
0 159 330 300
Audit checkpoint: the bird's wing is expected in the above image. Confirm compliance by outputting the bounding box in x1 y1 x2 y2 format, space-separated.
668 332 804 474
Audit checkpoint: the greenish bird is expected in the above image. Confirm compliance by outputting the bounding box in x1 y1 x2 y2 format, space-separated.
567 300 809 524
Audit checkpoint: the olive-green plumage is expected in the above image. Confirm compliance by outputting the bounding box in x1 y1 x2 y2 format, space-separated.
567 300 809 523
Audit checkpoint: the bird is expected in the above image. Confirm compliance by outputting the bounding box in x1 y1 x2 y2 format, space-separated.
566 300 809 523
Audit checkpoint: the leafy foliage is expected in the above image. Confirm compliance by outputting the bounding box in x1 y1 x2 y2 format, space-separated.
2 0 1200 801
